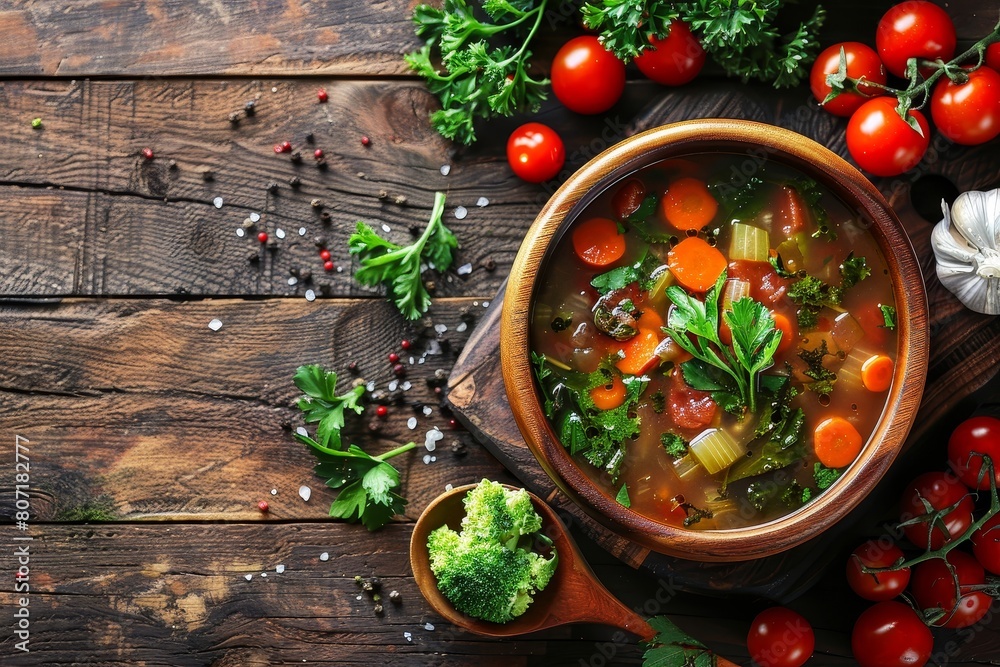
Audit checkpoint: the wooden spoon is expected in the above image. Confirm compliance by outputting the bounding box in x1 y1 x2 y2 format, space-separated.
410 483 656 641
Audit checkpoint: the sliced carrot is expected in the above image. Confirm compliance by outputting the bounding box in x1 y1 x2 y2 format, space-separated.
861 354 894 392
615 328 662 375
774 185 810 238
589 373 627 410
814 416 863 469
667 237 727 292
661 177 719 231
771 311 796 355
636 307 664 331
572 217 626 267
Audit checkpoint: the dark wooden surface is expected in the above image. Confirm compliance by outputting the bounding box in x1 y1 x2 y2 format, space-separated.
1 1 999 665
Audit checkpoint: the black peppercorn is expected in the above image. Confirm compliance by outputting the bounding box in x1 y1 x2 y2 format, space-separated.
373 604 384 616
244 100 256 115
289 176 301 188
388 590 401 604
305 132 315 144
450 439 467 457
290 151 303 164
228 111 241 125
320 211 332 223
267 182 279 195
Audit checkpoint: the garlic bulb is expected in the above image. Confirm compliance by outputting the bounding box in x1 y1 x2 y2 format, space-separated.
932 189 1000 315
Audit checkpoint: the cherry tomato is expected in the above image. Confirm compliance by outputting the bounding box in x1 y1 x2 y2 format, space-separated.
551 36 626 114
746 607 814 667
845 540 911 601
851 600 933 667
846 97 930 177
930 67 1000 145
911 550 992 628
947 415 1000 490
810 42 888 117
634 19 705 86
900 471 974 549
973 512 1000 575
987 43 1000 73
876 1 957 78
506 123 566 183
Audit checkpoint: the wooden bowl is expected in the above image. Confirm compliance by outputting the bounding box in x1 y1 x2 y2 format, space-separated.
500 119 929 562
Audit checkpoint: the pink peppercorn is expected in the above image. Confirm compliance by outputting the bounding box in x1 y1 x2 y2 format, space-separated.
257 500 269 512
141 147 154 160
323 260 334 272
319 248 331 261
314 149 324 160
257 231 269 243
317 88 328 103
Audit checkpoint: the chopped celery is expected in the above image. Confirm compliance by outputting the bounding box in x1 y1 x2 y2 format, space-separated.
721 279 751 313
647 266 675 312
838 346 877 390
729 223 770 262
830 312 865 354
673 454 702 480
688 428 745 475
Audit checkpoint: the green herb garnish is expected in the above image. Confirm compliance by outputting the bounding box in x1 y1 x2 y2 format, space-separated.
725 374 805 486
616 483 631 508
814 462 842 489
293 365 416 530
840 252 872 289
405 0 550 145
582 1 826 88
798 340 837 395
661 433 689 459
642 615 720 666
665 271 781 414
348 191 458 320
880 304 897 330
590 251 662 294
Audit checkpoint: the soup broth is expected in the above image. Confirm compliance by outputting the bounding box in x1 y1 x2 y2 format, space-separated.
530 154 897 530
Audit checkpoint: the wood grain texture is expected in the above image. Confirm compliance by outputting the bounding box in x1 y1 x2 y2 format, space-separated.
0 296 515 521
0 77 662 297
0 0 987 77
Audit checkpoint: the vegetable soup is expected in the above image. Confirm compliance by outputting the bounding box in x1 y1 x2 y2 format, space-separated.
530 154 898 530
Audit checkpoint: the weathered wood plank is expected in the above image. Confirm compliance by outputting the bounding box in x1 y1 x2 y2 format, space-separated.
0 0 988 77
0 77 658 297
0 297 513 521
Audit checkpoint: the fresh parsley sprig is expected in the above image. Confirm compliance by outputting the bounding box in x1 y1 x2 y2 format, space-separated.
582 0 827 88
348 191 458 321
292 365 417 531
406 0 550 145
664 271 781 414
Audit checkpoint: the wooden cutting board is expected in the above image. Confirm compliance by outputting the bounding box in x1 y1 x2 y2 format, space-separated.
446 83 1000 601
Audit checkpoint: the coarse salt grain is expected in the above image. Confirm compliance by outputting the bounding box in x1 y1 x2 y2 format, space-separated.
454 206 468 220
336 266 343 273
445 483 453 491
425 340 442 355
357 594 363 601
381 223 391 233
483 301 490 308
366 381 376 392
208 319 223 331
476 197 489 207
250 212 261 223
424 622 435 631
244 574 253 581
299 486 311 502
319 552 330 561
456 322 468 333
401 381 412 390
456 263 472 276
271 489 277 495
422 454 432 464
288 277 298 286
440 165 451 176
434 324 448 334
276 564 286 574
261 573 267 577
236 228 245 237
296 427 308 437
388 380 398 391
422 406 433 416
404 632 412 642
298 227 306 236
276 228 286 239
305 289 316 302
213 197 224 209
431 456 436 462
407 417 417 430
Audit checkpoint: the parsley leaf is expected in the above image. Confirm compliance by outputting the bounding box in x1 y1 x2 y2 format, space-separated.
293 365 416 530
726 375 805 485
349 191 458 320
666 271 780 413
814 462 842 489
616 483 631 508
880 304 897 330
407 1 550 145
642 615 717 667
661 433 689 459
798 340 837 395
590 251 663 295
840 252 872 289
293 365 365 450
581 0 679 61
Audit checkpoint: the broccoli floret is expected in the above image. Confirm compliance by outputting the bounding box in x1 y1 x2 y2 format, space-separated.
427 480 558 624
814 462 842 490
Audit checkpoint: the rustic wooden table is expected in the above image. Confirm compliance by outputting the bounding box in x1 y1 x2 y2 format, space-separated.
2 1 999 665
